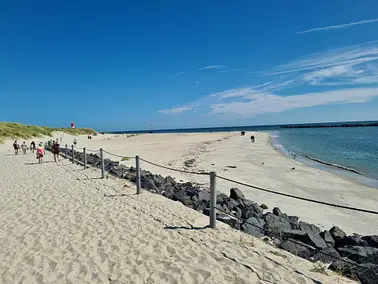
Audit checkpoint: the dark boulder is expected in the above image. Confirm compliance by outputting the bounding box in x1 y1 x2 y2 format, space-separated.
216 193 228 204
242 217 266 238
164 176 176 186
362 236 378 248
195 201 208 213
140 176 159 192
124 172 136 182
230 188 245 200
181 196 196 209
335 235 369 248
279 239 313 260
338 246 378 264
260 204 268 210
329 259 378 284
231 207 242 219
242 203 263 219
184 187 199 197
173 190 187 202
223 199 242 212
320 230 335 248
299 222 327 249
264 213 291 236
162 188 175 199
312 247 341 264
281 229 326 250
272 207 283 217
329 226 347 240
217 214 241 230
288 216 300 230
194 190 210 203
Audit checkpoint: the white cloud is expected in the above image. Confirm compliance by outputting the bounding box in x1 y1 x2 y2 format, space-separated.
197 65 227 71
159 107 193 114
210 88 378 116
296 18 378 34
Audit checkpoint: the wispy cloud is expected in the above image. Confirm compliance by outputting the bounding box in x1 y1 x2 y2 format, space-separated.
160 41 378 118
175 71 187 76
159 107 193 114
197 65 227 71
296 18 378 34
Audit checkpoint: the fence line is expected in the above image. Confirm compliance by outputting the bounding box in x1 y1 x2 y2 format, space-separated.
56 144 377 280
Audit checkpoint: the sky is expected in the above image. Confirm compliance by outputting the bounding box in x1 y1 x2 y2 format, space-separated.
1 1 378 131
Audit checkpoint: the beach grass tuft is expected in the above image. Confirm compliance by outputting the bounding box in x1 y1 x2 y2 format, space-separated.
0 122 96 144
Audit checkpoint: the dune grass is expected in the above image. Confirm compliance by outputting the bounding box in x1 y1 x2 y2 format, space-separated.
0 122 96 144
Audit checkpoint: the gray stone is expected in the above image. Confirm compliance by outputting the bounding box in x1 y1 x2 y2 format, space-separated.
230 188 245 200
329 259 378 284
362 236 378 248
196 190 210 203
264 213 291 236
335 235 369 248
288 216 300 230
320 230 335 248
312 247 341 264
164 176 176 186
232 207 242 219
338 246 378 264
216 193 228 204
242 203 264 219
260 204 268 210
140 176 158 191
279 239 313 259
182 196 196 209
299 222 327 249
329 226 347 240
242 217 266 238
272 207 283 217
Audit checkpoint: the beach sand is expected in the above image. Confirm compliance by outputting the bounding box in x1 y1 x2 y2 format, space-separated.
51 131 378 236
0 143 356 283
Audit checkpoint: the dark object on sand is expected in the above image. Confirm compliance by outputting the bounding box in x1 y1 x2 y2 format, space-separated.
291 167 296 170
250 135 255 142
241 131 245 136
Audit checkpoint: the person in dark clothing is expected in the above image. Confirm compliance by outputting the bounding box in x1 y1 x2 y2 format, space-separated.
250 135 255 143
52 140 60 162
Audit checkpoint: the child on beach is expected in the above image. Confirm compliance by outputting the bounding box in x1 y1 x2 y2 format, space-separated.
36 143 45 164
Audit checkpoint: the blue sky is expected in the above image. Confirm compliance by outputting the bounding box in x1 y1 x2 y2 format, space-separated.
1 1 378 131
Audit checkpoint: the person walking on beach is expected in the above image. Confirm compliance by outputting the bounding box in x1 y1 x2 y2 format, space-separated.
21 141 28 154
13 140 19 155
36 143 45 164
250 135 255 143
30 141 36 153
52 140 60 162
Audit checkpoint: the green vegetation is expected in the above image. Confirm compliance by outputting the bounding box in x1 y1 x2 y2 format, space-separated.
0 122 96 144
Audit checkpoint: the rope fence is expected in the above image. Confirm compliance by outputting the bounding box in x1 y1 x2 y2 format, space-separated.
53 143 377 281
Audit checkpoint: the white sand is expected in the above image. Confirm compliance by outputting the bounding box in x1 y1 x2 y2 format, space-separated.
52 131 378 236
0 144 355 284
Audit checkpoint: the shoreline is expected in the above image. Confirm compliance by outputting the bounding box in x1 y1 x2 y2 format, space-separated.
269 131 378 189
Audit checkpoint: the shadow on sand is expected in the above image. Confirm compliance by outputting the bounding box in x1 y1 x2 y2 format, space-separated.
164 225 209 231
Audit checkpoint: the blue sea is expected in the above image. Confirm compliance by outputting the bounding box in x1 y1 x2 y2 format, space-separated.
111 121 378 188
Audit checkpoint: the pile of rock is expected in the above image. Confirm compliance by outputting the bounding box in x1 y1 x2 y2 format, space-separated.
65 148 378 284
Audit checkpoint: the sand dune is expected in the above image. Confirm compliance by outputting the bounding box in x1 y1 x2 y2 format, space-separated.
0 144 355 283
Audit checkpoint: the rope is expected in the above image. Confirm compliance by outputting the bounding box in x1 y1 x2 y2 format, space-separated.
140 158 210 176
214 207 374 275
216 174 378 215
102 149 134 159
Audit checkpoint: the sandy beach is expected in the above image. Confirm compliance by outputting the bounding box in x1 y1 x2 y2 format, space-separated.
51 131 378 236
0 140 355 284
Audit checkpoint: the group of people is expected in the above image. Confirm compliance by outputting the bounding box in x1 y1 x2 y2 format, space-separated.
12 139 60 164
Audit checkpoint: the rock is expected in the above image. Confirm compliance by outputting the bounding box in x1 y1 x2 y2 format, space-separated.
231 207 242 219
242 203 264 219
279 239 313 260
164 176 176 186
223 199 241 212
329 226 347 240
109 166 128 178
162 188 175 199
195 202 208 213
260 204 268 210
299 222 327 249
216 193 228 204
152 175 165 187
217 214 241 230
129 166 136 173
338 246 378 264
362 236 378 248
194 190 210 203
173 190 187 202
335 235 369 248
320 230 335 248
329 259 378 284
264 213 291 236
124 172 136 182
242 217 266 238
288 216 300 230
184 159 195 168
140 176 159 192
230 188 245 200
272 207 283 217
312 247 341 264
181 196 196 209
183 187 199 197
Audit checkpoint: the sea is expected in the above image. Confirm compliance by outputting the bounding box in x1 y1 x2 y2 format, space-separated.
111 121 378 188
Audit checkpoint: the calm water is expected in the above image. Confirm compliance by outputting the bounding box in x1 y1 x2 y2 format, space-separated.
274 127 378 181
111 121 378 187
